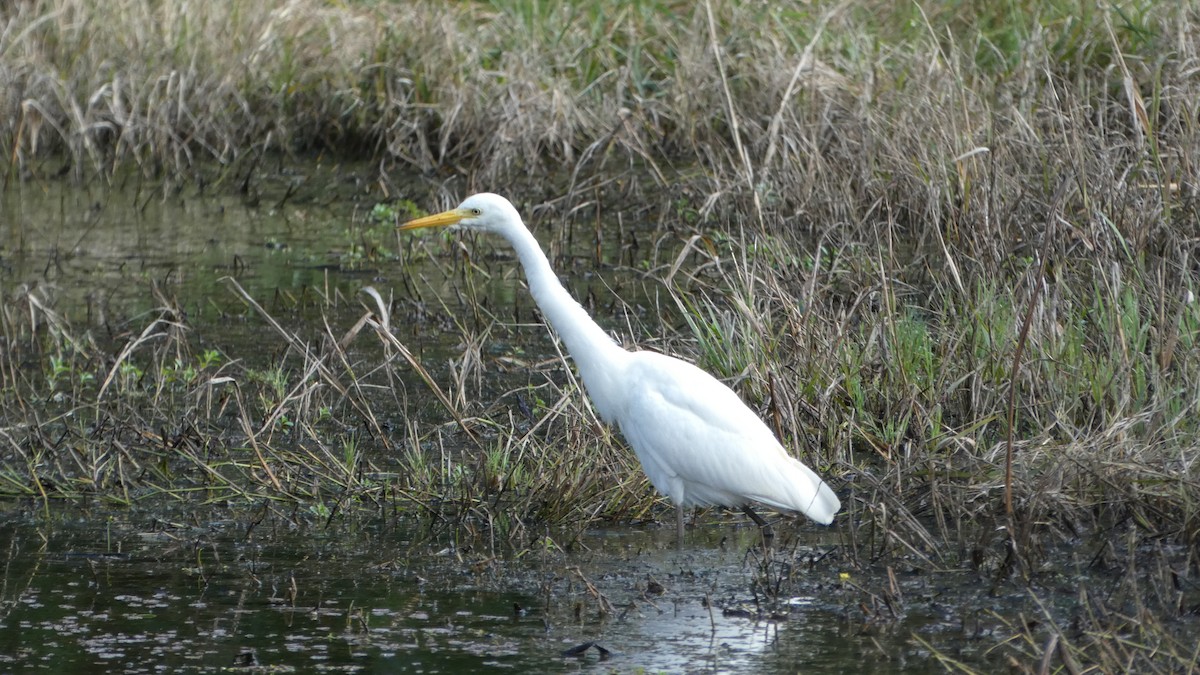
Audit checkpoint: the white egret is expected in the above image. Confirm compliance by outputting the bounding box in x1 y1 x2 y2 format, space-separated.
400 193 840 544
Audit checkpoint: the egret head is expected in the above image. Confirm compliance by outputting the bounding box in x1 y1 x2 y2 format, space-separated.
400 193 523 237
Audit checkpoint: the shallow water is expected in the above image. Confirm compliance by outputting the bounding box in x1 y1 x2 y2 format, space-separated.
0 505 1015 673
1 168 383 323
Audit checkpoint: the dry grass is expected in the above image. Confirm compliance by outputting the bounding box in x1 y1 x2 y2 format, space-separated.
2 0 1199 670
0 274 651 527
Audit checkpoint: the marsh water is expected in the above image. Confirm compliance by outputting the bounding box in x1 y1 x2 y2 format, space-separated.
2 504 1030 673
0 166 1058 672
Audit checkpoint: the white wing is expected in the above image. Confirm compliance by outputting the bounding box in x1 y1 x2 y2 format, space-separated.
614 351 840 524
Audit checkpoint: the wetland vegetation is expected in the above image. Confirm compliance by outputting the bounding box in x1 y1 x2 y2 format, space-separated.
1 0 1198 671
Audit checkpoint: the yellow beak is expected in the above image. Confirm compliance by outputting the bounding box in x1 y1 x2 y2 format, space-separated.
399 208 469 231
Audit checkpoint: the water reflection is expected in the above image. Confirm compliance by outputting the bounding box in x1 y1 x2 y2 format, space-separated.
1 507 914 673
0 173 366 323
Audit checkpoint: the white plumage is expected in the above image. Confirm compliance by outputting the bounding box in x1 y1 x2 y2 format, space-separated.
401 193 840 542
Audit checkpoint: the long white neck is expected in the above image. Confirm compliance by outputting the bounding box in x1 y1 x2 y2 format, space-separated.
502 225 627 422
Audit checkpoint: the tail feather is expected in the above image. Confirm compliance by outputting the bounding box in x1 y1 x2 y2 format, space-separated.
751 457 840 525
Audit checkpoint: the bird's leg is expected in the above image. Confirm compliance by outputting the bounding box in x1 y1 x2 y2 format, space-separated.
676 505 686 549
742 505 775 549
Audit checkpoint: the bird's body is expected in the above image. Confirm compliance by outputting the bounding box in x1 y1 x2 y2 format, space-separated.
618 351 838 521
402 193 840 542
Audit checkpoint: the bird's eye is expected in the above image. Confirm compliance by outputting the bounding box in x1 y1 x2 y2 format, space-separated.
470 208 482 216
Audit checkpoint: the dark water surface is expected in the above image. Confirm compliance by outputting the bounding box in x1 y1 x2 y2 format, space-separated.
1 167 387 322
0 505 1004 673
